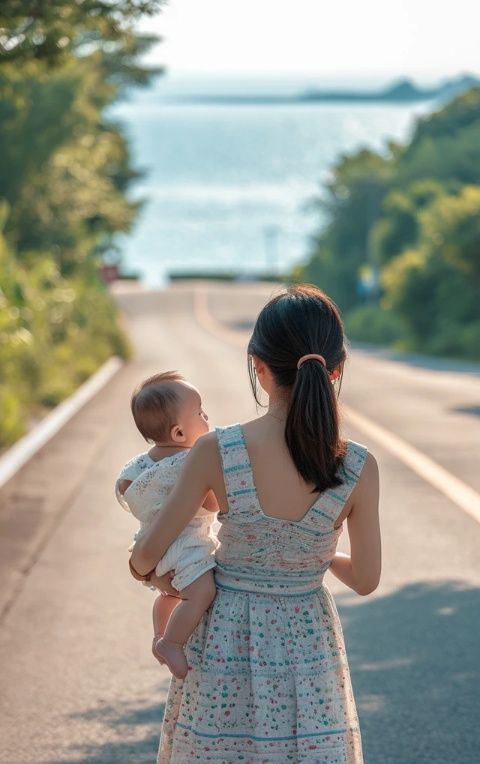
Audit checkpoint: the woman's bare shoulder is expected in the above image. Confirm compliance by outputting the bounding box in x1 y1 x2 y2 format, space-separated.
185 431 218 458
349 449 379 508
345 440 378 479
192 421 253 452
188 430 225 463
361 451 379 481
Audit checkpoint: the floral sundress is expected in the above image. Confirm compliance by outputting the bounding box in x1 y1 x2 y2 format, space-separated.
158 423 368 763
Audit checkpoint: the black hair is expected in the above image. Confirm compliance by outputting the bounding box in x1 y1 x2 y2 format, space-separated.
247 283 348 493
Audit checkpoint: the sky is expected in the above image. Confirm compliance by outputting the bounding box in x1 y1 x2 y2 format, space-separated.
140 0 480 84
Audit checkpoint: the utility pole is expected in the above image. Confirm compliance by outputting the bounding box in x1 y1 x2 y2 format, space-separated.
365 185 380 303
263 225 280 276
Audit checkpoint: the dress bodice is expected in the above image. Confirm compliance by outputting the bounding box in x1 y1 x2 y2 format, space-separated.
214 423 368 596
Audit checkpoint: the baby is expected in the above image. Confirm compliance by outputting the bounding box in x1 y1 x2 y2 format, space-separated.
116 371 218 679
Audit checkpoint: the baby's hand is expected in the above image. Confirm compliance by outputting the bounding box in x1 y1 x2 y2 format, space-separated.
149 570 178 596
117 479 132 496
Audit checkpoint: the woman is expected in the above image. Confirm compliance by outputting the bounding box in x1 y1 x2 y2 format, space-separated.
130 283 381 763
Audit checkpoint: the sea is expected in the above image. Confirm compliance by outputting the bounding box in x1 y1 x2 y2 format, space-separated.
111 75 435 286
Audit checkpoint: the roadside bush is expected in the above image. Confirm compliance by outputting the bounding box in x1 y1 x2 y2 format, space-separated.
380 187 480 360
344 304 408 347
0 237 131 448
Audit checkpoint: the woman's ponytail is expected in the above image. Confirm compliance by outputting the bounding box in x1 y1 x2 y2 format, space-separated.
248 284 348 493
286 357 346 492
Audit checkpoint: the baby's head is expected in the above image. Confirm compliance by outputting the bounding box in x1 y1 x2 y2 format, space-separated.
131 371 209 448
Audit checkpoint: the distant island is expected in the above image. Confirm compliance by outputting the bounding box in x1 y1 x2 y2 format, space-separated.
173 74 480 105
302 74 479 103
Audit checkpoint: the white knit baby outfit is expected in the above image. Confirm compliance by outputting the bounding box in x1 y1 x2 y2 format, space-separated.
116 450 217 591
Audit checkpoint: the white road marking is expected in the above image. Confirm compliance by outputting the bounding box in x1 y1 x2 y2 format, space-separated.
0 356 123 489
343 405 480 525
193 284 480 526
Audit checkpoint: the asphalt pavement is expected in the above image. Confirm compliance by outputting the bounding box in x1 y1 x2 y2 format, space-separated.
1 281 479 764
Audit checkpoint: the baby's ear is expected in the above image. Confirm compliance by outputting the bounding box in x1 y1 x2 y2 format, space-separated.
170 424 187 444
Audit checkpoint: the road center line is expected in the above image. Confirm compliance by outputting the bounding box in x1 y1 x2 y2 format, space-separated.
194 284 480 526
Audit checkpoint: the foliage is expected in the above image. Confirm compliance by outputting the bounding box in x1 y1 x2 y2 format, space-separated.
381 187 480 359
399 87 480 186
0 204 132 447
344 304 407 347
0 1 162 447
0 1 163 69
297 88 480 361
0 59 141 272
298 149 392 309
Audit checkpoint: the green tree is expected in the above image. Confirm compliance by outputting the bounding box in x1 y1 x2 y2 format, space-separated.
297 149 392 310
0 57 141 272
381 186 480 358
0 1 163 447
370 180 446 265
0 1 162 68
399 87 480 187
0 0 164 268
296 86 480 360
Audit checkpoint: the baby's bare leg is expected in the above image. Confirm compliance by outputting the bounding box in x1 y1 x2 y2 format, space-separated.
153 570 216 679
152 593 181 637
165 570 216 644
151 594 181 666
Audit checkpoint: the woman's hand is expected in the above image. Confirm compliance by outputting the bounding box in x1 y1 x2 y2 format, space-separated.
149 570 178 596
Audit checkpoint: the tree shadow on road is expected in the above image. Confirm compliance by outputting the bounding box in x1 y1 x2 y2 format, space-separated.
45 581 479 764
338 580 480 764
452 404 480 418
45 693 167 764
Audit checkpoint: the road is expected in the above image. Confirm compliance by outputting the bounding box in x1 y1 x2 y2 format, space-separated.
1 281 479 764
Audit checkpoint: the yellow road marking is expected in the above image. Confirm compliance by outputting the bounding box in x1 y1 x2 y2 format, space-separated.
193 284 248 348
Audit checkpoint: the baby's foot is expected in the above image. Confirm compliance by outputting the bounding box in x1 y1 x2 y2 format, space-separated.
153 637 188 679
152 634 166 666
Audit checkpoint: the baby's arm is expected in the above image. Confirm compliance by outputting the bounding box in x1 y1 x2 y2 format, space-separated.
131 434 219 574
117 479 132 496
115 454 144 512
115 476 133 513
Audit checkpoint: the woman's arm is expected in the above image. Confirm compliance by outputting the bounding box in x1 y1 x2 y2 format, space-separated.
203 489 220 512
130 433 221 576
329 451 381 595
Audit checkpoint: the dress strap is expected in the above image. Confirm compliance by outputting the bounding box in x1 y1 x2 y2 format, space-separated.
340 440 369 484
300 440 369 532
215 424 258 520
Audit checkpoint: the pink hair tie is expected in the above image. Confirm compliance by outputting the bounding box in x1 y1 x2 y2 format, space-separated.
297 353 327 370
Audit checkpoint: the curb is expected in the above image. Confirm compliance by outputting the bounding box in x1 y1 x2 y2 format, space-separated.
0 356 124 489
